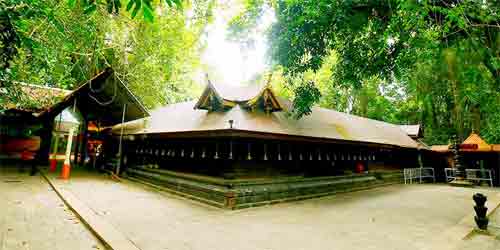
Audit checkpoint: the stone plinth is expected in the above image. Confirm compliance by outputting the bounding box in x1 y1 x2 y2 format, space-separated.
126 166 403 209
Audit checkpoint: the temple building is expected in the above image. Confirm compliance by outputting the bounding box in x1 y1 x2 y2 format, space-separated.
1 68 148 176
431 132 500 185
0 84 70 164
109 81 420 209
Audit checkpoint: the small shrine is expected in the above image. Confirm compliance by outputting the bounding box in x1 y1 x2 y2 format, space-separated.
431 132 500 186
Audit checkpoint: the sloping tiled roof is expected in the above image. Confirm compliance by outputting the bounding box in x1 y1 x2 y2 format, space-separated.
41 68 149 126
431 132 500 153
430 145 450 153
462 132 491 151
112 98 419 148
1 83 71 113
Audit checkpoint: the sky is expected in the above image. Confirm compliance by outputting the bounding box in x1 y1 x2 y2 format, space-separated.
201 2 275 86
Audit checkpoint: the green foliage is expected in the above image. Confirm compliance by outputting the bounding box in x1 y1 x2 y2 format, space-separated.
0 2 20 75
106 1 210 107
2 0 214 111
289 80 321 119
5 0 108 89
227 0 265 43
235 0 500 144
68 0 183 21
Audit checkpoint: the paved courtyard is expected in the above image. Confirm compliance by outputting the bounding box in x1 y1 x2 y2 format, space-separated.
0 167 106 250
44 170 500 250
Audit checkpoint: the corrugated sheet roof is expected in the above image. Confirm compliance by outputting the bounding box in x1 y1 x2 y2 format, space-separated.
112 99 419 148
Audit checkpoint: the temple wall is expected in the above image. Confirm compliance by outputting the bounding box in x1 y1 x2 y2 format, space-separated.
125 158 404 179
113 137 418 208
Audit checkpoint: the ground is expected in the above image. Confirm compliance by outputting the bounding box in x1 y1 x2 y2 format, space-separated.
46 169 500 250
2 166 500 250
0 167 105 250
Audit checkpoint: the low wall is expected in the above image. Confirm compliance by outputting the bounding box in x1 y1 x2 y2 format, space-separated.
126 166 403 209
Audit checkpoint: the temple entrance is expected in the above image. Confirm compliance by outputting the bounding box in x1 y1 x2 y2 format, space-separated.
49 107 81 172
42 68 149 178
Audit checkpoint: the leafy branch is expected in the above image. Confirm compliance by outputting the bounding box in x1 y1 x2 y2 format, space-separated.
68 0 183 22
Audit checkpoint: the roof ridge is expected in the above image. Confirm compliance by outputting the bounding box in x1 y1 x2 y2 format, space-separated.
463 132 489 146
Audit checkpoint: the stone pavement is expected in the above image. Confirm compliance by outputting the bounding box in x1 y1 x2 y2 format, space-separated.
0 167 106 250
453 203 500 250
44 169 500 250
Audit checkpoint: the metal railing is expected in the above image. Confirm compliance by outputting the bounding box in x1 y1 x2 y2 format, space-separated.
444 168 494 187
404 168 435 184
444 168 458 182
465 169 494 187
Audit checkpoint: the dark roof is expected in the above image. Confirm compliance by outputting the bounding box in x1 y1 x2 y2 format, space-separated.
112 83 419 148
42 68 149 126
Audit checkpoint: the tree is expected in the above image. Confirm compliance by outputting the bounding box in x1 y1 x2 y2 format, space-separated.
230 0 500 144
69 0 183 22
105 0 213 108
1 0 214 111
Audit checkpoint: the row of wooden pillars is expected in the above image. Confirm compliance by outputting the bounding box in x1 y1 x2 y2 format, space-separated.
129 140 379 163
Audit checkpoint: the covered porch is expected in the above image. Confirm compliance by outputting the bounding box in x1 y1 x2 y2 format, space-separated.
41 68 149 177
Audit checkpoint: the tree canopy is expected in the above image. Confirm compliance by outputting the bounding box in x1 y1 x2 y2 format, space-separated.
1 0 499 145
1 0 214 110
229 0 500 144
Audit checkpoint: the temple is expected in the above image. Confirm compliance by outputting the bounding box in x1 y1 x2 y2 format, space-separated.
431 132 500 185
108 81 421 209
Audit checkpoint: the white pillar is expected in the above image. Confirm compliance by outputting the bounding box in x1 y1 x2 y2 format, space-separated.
61 127 75 179
64 128 75 166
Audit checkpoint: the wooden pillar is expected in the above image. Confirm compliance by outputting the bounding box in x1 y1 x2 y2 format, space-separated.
247 143 252 160
214 143 219 159
263 144 268 161
79 120 88 166
496 153 500 186
116 103 127 175
72 124 80 163
277 144 281 161
49 133 59 172
71 97 79 164
37 118 54 165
